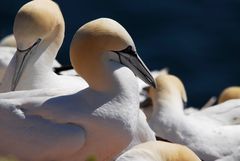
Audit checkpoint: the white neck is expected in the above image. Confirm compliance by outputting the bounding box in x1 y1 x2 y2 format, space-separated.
152 91 185 115
86 61 141 133
149 91 186 140
102 61 139 98
0 40 59 92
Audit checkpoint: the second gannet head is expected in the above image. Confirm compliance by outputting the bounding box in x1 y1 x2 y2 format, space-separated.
11 0 64 91
116 141 201 161
0 34 16 47
149 74 187 110
218 86 240 103
70 18 155 91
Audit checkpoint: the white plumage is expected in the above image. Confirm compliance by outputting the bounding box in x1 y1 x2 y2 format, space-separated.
0 17 156 161
147 74 240 161
0 1 87 92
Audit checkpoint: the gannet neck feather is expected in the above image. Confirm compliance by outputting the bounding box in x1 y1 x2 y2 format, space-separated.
149 74 187 110
70 18 146 92
218 86 240 103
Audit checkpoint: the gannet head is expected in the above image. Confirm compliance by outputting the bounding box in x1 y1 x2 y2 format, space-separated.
11 0 64 91
149 74 187 107
14 0 64 50
116 141 201 161
218 86 240 103
140 68 169 108
70 18 155 89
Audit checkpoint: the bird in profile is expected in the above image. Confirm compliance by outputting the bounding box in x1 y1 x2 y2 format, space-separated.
0 17 156 161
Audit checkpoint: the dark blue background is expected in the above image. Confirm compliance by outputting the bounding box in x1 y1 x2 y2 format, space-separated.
0 0 240 107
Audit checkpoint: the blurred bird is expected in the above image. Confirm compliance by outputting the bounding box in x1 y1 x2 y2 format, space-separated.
146 74 240 160
139 68 168 119
116 141 201 161
0 34 17 82
184 96 217 115
140 72 216 119
138 68 168 102
0 0 87 92
0 45 16 81
0 18 156 161
218 86 240 103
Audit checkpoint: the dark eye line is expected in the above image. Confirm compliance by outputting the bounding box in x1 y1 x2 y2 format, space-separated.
17 38 42 53
114 51 123 64
112 45 137 56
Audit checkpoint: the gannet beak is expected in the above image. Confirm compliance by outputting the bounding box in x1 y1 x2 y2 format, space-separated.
113 46 156 88
11 38 41 91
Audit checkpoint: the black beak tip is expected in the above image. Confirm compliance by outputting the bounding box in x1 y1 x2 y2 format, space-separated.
146 74 156 88
151 80 156 88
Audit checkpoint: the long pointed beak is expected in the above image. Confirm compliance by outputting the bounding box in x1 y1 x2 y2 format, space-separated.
129 54 156 88
114 46 156 88
11 39 41 91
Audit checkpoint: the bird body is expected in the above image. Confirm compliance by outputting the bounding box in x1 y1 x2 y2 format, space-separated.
0 96 85 161
24 64 152 161
0 17 156 161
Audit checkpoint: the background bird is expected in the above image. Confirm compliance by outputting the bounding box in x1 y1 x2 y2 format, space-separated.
146 74 240 160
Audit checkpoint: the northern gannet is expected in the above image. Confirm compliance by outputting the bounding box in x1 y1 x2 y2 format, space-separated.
0 18 156 161
218 86 240 103
147 74 240 160
0 0 86 92
140 71 216 120
116 141 201 161
139 68 168 119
